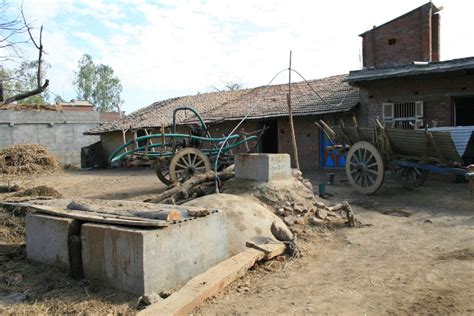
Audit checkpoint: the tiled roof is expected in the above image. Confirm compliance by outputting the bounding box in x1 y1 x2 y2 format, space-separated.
85 74 358 135
85 90 249 135
347 57 474 83
191 74 358 124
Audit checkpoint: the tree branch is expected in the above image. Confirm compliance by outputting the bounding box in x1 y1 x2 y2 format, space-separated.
0 5 49 105
2 79 49 104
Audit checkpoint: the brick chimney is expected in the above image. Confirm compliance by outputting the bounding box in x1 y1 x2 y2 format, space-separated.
360 2 442 68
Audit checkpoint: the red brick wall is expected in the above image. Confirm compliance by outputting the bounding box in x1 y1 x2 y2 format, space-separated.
432 13 440 62
61 105 94 112
358 73 474 127
207 115 357 171
277 116 320 170
208 117 328 170
362 4 439 68
206 120 261 154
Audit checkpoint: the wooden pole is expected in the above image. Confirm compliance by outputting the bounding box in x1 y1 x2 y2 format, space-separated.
287 50 300 169
117 103 128 152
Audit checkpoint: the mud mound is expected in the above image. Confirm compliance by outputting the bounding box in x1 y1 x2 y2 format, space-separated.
184 193 291 255
221 177 316 211
0 144 61 177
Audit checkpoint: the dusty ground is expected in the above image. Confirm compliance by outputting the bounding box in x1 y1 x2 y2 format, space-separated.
198 171 474 315
1 168 473 314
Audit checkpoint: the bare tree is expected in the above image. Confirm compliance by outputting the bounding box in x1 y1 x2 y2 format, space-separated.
0 1 49 104
211 81 244 92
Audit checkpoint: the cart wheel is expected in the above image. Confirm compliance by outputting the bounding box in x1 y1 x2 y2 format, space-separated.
169 148 211 183
345 141 385 195
391 165 429 189
155 158 173 186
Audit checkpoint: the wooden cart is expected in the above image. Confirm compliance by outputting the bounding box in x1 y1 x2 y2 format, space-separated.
109 107 263 185
316 119 474 194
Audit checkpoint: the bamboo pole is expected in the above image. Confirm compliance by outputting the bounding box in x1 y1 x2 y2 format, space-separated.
287 50 300 169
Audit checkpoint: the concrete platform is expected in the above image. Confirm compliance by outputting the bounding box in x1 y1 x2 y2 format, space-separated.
24 204 229 295
81 212 228 295
235 153 292 181
25 213 80 269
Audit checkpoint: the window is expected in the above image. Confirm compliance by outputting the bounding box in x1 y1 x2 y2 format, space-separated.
388 38 396 45
382 101 423 129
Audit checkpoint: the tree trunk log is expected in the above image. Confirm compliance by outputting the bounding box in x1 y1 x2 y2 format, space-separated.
145 171 234 204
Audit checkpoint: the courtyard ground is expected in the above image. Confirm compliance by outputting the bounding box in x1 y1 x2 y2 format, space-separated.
1 168 473 314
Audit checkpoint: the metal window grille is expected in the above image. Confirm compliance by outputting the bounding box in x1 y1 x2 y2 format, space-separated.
382 101 423 129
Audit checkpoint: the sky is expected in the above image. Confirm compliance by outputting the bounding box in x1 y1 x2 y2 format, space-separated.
4 0 474 113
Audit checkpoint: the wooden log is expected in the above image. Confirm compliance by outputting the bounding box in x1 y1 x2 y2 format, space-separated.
146 171 234 204
138 242 285 316
135 209 182 221
67 201 183 221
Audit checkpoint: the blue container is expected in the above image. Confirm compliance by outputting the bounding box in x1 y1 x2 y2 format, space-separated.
318 182 326 196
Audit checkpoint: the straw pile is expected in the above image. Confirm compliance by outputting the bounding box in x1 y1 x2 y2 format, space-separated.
0 144 61 177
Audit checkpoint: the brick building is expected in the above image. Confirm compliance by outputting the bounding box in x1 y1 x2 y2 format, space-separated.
349 2 474 129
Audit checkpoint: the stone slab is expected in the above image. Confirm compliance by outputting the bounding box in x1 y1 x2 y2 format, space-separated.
81 211 228 295
235 153 292 181
25 213 79 269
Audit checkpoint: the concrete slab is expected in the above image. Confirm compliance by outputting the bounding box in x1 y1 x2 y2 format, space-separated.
235 153 292 181
81 211 228 295
25 213 79 269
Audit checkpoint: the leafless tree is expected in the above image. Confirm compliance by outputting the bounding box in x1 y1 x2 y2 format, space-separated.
211 81 243 92
0 1 49 104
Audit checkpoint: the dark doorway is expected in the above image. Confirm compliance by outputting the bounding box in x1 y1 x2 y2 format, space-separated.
137 129 147 147
455 97 474 126
260 119 278 153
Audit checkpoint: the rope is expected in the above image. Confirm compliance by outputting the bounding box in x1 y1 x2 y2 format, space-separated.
291 69 354 108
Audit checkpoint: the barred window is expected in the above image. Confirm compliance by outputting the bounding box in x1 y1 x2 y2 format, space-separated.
382 101 423 129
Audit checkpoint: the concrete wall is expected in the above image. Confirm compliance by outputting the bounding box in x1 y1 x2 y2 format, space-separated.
0 110 100 165
235 153 291 181
362 4 439 68
25 213 80 270
81 212 228 295
357 73 474 127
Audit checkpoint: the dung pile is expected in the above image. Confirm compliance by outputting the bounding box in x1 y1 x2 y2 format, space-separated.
16 186 62 198
0 144 61 177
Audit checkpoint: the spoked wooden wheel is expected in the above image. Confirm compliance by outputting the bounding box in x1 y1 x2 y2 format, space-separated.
345 141 385 195
169 148 211 183
391 165 429 189
155 158 173 186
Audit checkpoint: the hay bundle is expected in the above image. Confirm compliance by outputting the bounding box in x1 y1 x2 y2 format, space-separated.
0 144 61 177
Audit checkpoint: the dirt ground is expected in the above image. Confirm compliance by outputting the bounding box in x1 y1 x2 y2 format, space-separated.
1 168 473 314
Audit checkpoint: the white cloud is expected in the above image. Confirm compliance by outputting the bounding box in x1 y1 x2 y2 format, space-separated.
6 0 474 113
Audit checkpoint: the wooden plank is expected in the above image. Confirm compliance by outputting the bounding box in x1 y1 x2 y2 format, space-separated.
139 243 285 316
6 203 170 227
